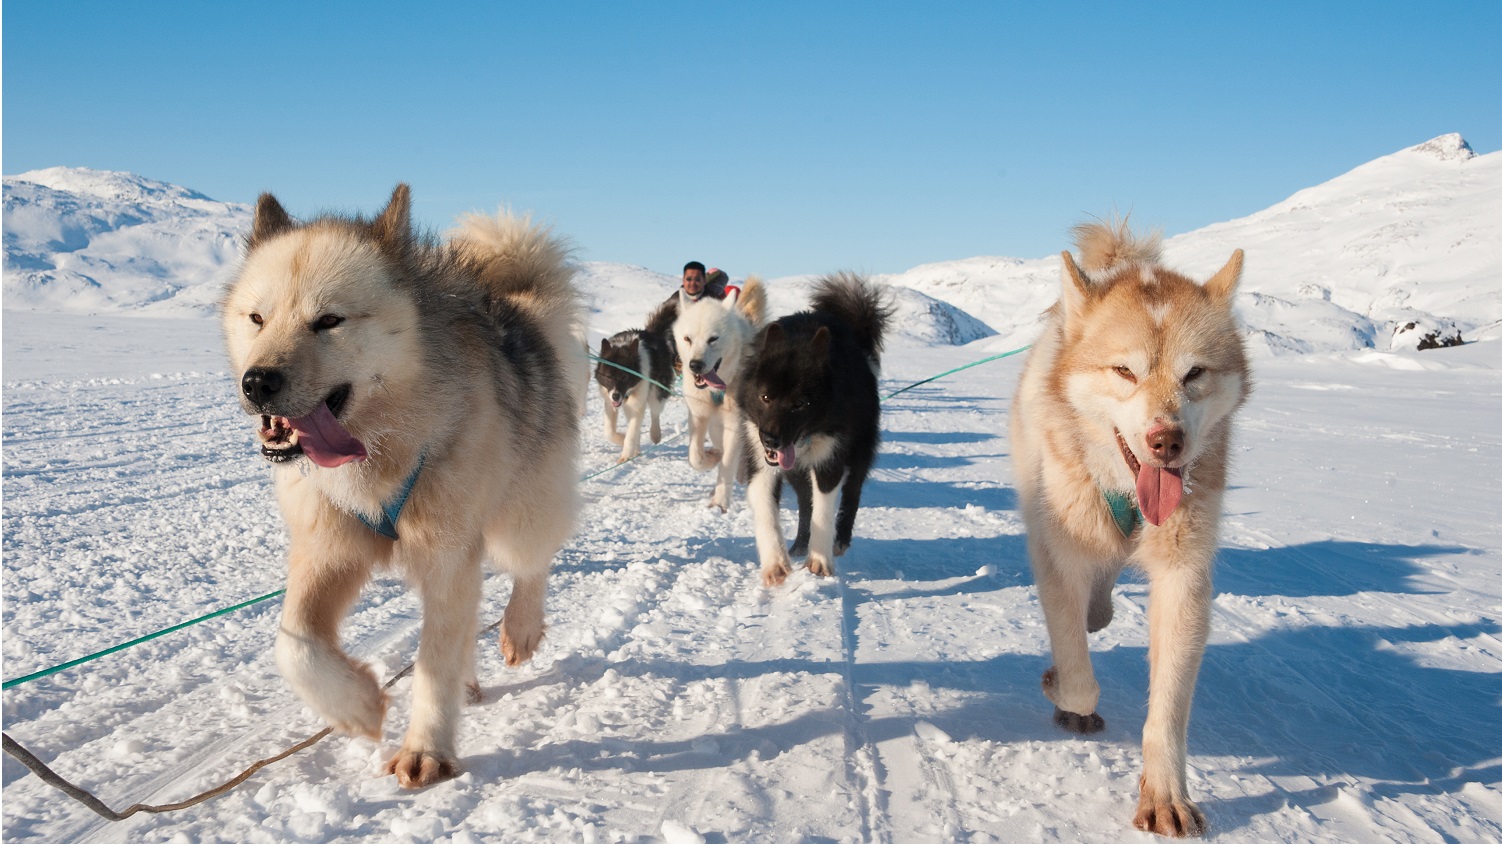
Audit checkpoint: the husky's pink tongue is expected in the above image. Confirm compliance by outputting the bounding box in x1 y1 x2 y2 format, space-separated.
777 444 795 470
701 369 727 390
1136 465 1183 526
288 403 368 468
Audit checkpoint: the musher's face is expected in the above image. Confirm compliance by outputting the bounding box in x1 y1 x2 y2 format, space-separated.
682 268 706 297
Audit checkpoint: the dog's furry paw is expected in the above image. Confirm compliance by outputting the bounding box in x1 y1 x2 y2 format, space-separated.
650 426 662 444
1134 786 1207 837
805 553 834 577
761 562 791 587
1052 706 1105 734
466 680 483 705
323 662 387 739
708 488 730 512
788 540 809 557
833 539 850 557
501 623 545 667
386 747 460 789
607 431 626 446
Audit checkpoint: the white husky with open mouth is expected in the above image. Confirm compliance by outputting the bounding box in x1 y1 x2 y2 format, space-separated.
222 185 583 789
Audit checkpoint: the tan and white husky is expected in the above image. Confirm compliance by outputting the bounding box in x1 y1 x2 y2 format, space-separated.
222 185 583 789
1010 220 1250 836
672 277 767 511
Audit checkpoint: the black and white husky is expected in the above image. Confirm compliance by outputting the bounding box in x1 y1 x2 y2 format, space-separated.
595 303 675 462
736 273 894 586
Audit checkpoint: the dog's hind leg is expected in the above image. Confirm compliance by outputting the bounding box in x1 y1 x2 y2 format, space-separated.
387 547 483 789
1087 568 1120 633
274 526 386 742
786 469 814 557
648 392 664 444
833 459 871 557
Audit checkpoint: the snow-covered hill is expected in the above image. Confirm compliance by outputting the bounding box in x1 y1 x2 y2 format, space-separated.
5 134 1501 354
2 168 251 316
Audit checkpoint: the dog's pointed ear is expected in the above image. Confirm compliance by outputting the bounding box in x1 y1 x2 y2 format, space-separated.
249 192 294 247
1205 249 1244 301
722 287 740 311
599 337 611 356
1060 250 1091 318
762 322 784 350
370 183 412 249
810 325 831 359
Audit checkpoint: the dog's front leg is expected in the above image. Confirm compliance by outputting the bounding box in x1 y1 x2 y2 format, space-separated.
600 389 624 446
275 540 384 740
386 548 483 789
749 468 792 586
620 395 646 462
708 410 742 511
686 404 716 471
805 468 844 577
1134 558 1212 836
1031 533 1106 733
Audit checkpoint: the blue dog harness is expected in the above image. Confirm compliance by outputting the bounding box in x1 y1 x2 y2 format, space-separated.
357 454 425 540
1101 488 1141 538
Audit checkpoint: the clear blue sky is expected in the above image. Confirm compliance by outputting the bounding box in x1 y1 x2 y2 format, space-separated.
4 2 1498 278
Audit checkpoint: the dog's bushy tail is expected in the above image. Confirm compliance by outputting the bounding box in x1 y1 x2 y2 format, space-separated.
1071 218 1162 274
643 297 677 339
737 276 768 328
811 272 896 360
451 210 583 355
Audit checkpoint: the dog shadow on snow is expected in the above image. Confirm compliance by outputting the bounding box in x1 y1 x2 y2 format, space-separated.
465 534 1490 834
465 616 1500 836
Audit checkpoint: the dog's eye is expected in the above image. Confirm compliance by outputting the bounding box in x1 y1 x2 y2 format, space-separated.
708 335 719 344
760 394 771 404
1184 366 1205 383
249 312 264 326
314 314 345 331
681 336 691 344
1112 365 1137 383
793 399 809 410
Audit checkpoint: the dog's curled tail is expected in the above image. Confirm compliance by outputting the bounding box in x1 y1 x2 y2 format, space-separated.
1070 219 1162 274
451 210 583 354
812 272 896 360
737 276 769 328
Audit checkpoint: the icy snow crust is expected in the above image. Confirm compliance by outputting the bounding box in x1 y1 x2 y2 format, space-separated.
4 138 1502 841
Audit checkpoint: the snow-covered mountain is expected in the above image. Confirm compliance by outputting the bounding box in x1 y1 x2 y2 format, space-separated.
2 168 251 316
5 135 1500 354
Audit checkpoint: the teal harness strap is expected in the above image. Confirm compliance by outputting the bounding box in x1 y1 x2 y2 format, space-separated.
710 389 724 406
358 454 425 540
1102 488 1141 538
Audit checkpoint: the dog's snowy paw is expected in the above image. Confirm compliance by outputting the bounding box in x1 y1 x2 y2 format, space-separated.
386 746 460 789
1051 706 1105 734
650 426 662 444
500 622 545 667
708 488 730 512
833 539 850 557
1134 785 1207 837
805 553 834 577
607 431 626 446
761 561 792 587
465 680 483 705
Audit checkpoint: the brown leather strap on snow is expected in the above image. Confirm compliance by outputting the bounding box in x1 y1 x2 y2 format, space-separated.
4 616 502 821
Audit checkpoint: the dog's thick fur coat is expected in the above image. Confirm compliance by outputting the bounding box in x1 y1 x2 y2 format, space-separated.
1011 220 1250 836
672 278 767 510
738 273 894 586
222 186 583 788
595 301 675 462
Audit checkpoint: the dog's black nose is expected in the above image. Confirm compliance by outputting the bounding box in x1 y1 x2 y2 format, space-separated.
688 359 705 375
241 367 285 405
759 430 782 450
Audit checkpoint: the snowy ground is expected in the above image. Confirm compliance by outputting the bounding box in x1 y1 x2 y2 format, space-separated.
3 311 1501 843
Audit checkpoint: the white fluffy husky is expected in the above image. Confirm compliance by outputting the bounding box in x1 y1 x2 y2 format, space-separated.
672 277 767 510
1011 220 1251 836
222 185 582 789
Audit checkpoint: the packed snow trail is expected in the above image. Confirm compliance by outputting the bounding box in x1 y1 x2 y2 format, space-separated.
4 315 1501 842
